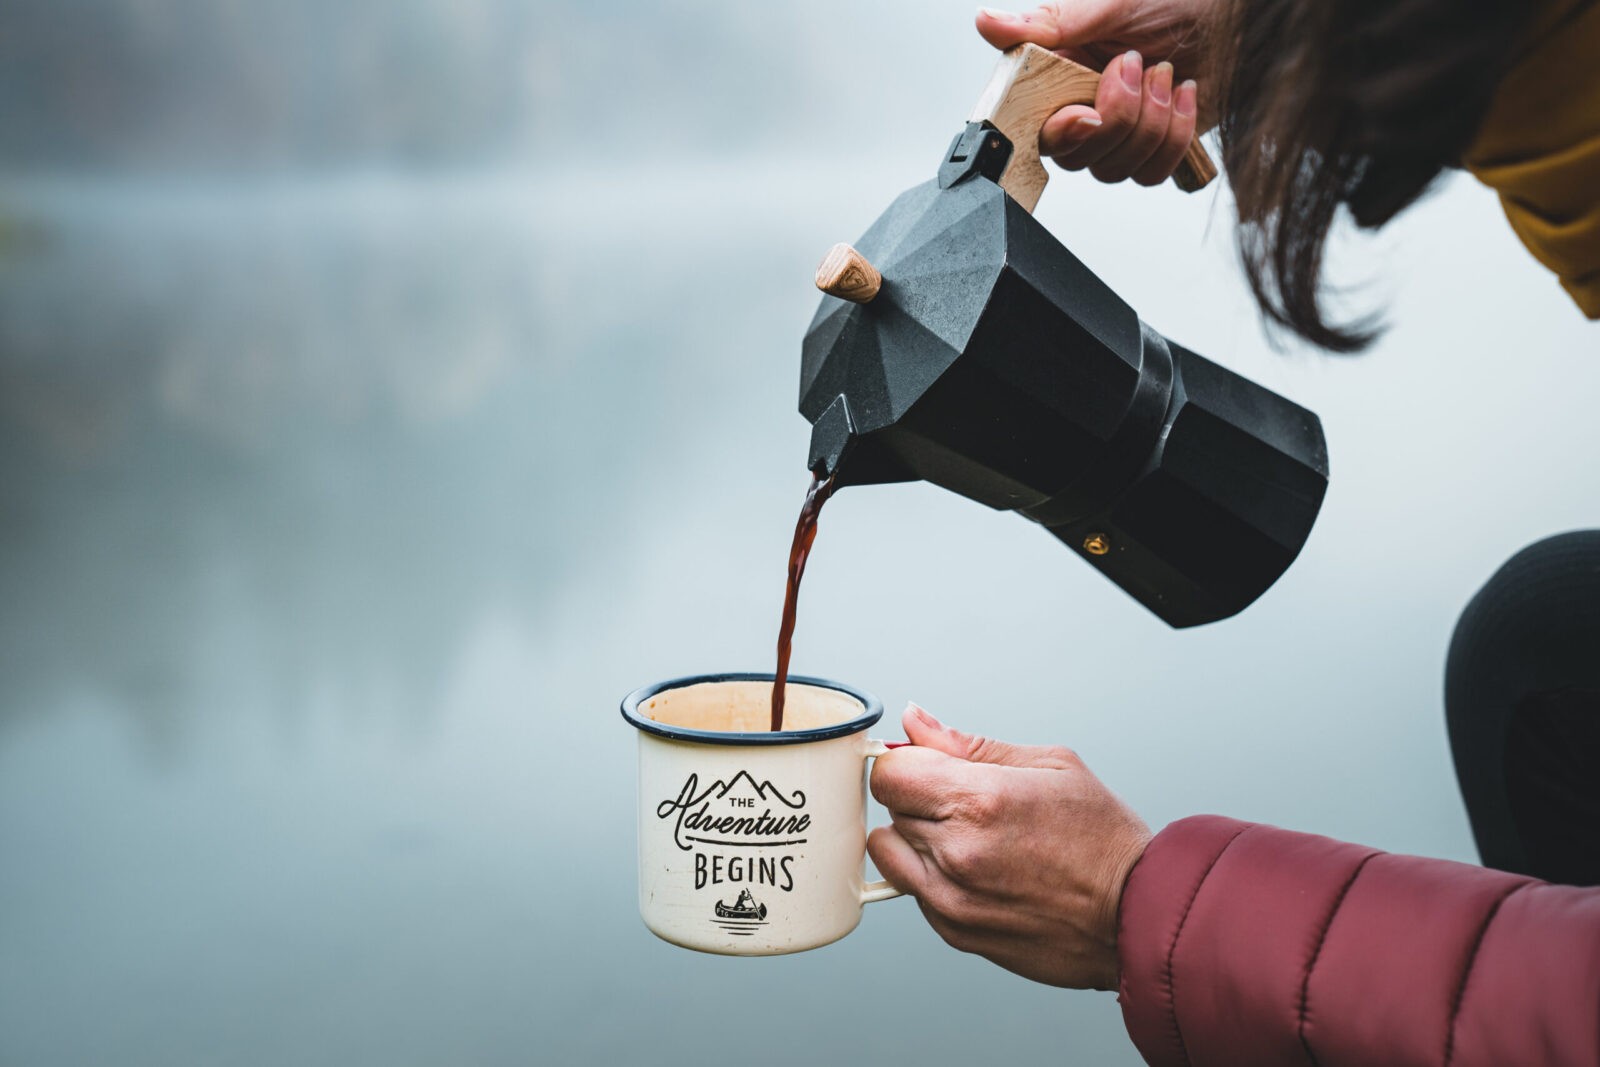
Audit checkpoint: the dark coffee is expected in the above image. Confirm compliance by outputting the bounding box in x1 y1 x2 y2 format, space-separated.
771 471 837 731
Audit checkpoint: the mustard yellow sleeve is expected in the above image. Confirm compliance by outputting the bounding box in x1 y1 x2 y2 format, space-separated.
1463 0 1600 318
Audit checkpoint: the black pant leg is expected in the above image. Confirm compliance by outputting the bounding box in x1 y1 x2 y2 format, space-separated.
1445 530 1600 886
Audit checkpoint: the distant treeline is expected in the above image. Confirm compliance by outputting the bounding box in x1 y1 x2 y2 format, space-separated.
0 0 807 171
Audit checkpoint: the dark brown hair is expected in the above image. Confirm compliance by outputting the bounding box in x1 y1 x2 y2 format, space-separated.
1213 0 1528 351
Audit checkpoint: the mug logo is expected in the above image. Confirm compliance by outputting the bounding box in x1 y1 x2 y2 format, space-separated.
655 770 809 851
656 770 810 899
713 889 768 937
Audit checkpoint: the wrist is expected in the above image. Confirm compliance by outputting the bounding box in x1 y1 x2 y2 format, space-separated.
1090 826 1153 991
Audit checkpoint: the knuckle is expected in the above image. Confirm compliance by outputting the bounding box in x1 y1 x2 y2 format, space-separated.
868 758 907 803
867 830 911 880
940 885 984 926
940 926 978 955
923 880 964 918
1128 126 1167 158
941 920 989 958
917 774 967 821
1103 110 1139 138
938 835 989 881
957 785 1003 825
967 736 1002 763
943 932 975 954
1043 744 1081 767
1090 162 1130 183
925 910 973 953
1038 132 1070 156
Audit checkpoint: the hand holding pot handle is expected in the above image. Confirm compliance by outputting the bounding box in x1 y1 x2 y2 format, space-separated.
972 43 1217 211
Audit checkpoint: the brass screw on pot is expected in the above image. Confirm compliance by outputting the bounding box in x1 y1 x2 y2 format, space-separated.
1083 533 1111 556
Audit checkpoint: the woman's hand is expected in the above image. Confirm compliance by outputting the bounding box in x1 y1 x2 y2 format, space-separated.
977 2 1219 185
867 704 1151 990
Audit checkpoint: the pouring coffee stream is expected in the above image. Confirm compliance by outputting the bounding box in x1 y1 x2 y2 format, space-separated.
771 471 836 732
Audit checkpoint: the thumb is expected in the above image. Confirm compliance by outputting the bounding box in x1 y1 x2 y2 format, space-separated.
901 703 1080 770
975 3 1122 50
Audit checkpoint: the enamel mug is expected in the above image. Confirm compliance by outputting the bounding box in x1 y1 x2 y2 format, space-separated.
620 673 903 955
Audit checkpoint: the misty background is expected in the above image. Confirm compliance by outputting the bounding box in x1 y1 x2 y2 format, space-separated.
1 2 1596 1065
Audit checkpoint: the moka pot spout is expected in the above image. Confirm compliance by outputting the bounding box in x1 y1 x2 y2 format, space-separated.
805 394 915 487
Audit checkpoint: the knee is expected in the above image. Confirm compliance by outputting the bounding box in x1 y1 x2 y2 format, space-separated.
1447 530 1600 706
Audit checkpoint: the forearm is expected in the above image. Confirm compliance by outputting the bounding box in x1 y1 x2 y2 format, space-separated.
1116 816 1600 1067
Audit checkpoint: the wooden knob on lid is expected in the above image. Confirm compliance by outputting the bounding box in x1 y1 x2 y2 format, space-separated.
815 243 881 303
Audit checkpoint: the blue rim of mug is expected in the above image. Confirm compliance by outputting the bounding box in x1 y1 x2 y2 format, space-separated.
620 672 883 746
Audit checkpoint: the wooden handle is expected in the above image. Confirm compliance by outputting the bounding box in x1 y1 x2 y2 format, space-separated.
970 43 1216 212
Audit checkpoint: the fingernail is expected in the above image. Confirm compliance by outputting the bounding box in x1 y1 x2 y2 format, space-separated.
1150 62 1173 106
1176 79 1198 117
884 740 913 749
906 702 943 729
1120 51 1143 92
979 6 1018 20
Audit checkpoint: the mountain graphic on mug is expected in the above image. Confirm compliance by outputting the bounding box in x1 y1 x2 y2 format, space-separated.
679 769 806 810
715 889 768 923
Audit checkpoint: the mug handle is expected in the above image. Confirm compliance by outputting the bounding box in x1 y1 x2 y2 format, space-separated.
860 739 907 904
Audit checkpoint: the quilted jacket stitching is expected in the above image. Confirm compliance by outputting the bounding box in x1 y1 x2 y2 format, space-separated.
1442 880 1530 1067
1164 821 1255 1067
1296 850 1380 1067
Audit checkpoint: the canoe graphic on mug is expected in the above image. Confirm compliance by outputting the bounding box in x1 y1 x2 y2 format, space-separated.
715 889 768 921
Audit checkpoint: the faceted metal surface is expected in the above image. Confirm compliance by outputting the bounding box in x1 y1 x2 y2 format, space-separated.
801 178 1005 436
801 164 1329 627
1043 343 1330 627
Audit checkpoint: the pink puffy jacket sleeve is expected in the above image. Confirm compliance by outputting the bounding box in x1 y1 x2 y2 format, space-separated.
1116 815 1600 1067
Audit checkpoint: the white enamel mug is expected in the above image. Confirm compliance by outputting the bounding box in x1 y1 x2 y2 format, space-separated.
621 673 903 956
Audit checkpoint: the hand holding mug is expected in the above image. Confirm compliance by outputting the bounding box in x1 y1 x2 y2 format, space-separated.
867 704 1152 990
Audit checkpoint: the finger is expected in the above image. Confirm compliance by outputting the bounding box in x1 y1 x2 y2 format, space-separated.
1054 51 1144 170
902 704 1081 771
869 744 970 819
975 3 1120 50
1038 105 1103 158
918 903 1029 962
1053 44 1106 70
1091 60 1174 183
888 809 942 852
871 831 1009 935
1133 77 1197 186
867 824 936 896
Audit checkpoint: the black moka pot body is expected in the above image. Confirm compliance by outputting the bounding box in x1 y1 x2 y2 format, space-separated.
800 126 1329 628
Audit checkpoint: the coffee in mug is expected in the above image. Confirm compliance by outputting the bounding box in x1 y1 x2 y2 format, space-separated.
620 673 902 955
